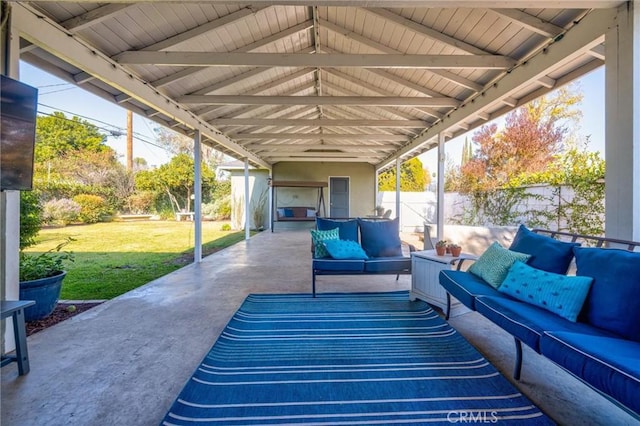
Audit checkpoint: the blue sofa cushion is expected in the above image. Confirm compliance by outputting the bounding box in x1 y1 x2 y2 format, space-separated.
313 258 365 273
283 208 294 217
541 331 640 414
310 228 339 258
439 270 502 311
364 256 411 273
357 218 403 257
323 239 368 260
575 247 640 341
499 261 593 322
509 225 580 274
468 242 531 288
316 217 359 242
475 295 614 353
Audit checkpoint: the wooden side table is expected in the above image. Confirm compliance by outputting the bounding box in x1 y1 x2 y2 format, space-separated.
1 300 36 375
410 250 476 317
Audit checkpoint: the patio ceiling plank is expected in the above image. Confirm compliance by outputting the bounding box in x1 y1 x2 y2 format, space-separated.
230 133 409 141
60 3 135 32
115 52 516 69
209 119 427 127
180 95 460 107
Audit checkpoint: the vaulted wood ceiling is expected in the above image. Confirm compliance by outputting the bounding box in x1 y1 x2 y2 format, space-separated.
12 1 624 170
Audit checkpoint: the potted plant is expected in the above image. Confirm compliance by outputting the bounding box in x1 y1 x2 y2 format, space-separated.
435 240 448 256
448 243 462 257
19 191 74 321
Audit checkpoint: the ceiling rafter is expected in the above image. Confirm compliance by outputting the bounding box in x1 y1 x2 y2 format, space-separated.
60 3 134 31
115 52 516 69
149 19 314 88
320 21 483 92
181 94 460 107
209 118 427 127
230 133 409 141
324 68 447 119
362 8 496 56
490 8 564 38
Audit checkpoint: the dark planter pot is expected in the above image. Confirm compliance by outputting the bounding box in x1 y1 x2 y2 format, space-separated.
19 271 67 322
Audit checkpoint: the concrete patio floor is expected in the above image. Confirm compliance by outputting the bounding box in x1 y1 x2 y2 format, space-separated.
1 230 637 425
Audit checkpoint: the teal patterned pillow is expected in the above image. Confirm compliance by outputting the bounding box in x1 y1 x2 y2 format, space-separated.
499 261 593 322
468 242 531 288
310 228 339 258
323 239 368 260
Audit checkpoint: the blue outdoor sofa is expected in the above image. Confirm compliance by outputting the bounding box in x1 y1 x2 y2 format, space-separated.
439 226 640 418
311 217 415 297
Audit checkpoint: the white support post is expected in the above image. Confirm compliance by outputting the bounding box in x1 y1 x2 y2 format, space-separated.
244 158 250 240
374 169 379 213
1 8 21 354
395 158 401 221
437 132 446 242
268 175 273 231
193 130 202 263
605 2 640 241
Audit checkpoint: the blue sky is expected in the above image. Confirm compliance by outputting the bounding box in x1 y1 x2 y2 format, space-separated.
20 61 605 172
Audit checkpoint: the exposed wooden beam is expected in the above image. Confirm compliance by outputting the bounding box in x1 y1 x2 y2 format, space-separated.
61 3 133 31
538 76 556 89
260 151 387 158
230 133 409 141
115 52 516 69
268 157 379 163
180 95 460 107
142 7 267 52
210 118 427 127
250 144 396 151
363 8 493 56
490 9 564 38
149 20 313 88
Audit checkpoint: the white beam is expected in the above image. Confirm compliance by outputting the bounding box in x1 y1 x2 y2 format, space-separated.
231 133 409 141
261 151 386 158
380 8 617 169
538 75 556 89
490 8 564 38
364 8 492 56
11 3 270 170
210 118 427 127
61 3 133 31
43 1 627 7
251 144 395 151
116 52 516 69
143 7 266 52
244 159 250 240
268 156 379 163
181 95 460 107
395 159 401 220
194 130 202 263
589 44 606 60
436 132 445 241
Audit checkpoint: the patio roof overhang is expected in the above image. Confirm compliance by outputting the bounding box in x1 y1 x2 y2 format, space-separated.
5 1 626 173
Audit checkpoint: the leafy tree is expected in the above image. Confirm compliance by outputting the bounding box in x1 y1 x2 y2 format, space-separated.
459 87 582 194
35 112 108 162
155 127 225 169
378 158 430 191
135 153 216 213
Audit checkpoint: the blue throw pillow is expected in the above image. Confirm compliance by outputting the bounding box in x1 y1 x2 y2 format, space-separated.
574 247 640 341
310 228 339 258
357 218 402 258
284 208 294 218
499 261 593 322
316 217 359 242
509 225 580 274
323 239 368 260
468 242 531 289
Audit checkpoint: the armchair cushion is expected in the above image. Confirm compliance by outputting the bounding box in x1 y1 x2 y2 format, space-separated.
509 225 580 274
323 239 368 260
575 247 640 341
468 242 531 289
310 228 339 258
316 217 359 242
357 217 402 257
499 261 593 322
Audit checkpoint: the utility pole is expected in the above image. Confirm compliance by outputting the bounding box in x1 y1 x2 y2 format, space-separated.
126 110 133 171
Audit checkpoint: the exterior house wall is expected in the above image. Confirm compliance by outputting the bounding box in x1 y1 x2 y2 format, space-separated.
229 169 270 230
273 162 376 218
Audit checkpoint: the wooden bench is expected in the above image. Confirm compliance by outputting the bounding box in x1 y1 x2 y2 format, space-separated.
175 212 195 221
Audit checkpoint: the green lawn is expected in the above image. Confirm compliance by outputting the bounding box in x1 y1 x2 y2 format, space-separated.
24 221 248 300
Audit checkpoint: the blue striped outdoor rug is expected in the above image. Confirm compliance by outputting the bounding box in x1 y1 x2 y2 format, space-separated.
162 291 553 425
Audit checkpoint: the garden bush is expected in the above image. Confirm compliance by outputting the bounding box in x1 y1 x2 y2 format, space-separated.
20 191 43 250
43 198 81 226
73 194 110 223
125 191 156 214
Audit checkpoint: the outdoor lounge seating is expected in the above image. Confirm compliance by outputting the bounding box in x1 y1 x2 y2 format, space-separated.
276 207 316 222
439 226 640 417
311 217 415 297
